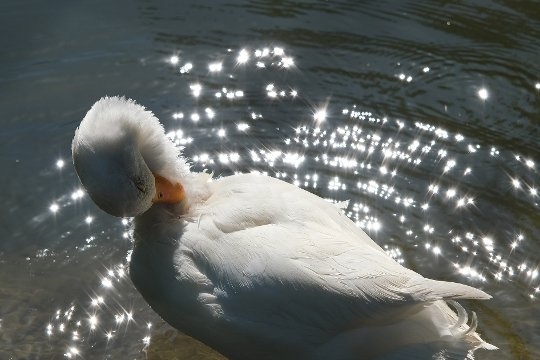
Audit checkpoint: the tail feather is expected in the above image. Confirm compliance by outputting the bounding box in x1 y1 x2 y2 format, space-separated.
315 300 497 359
448 300 468 334
439 301 497 351
465 312 478 335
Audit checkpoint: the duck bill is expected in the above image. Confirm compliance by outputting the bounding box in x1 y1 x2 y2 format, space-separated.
152 174 186 204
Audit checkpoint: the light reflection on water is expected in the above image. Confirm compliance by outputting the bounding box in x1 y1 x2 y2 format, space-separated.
23 45 539 359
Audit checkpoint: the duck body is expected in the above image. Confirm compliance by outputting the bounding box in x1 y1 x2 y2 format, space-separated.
73 97 496 359
130 174 493 359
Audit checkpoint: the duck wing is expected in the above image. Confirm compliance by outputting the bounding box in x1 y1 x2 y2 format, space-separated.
181 174 489 341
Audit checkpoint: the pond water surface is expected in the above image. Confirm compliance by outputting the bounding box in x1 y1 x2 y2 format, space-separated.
1 0 539 359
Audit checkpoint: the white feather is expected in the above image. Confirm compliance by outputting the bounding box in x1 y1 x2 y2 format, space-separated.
131 173 496 359
74 97 496 360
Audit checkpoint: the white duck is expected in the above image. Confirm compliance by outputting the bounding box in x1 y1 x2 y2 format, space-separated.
72 96 496 359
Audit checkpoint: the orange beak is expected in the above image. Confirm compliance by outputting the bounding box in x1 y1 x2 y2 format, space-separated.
152 174 186 204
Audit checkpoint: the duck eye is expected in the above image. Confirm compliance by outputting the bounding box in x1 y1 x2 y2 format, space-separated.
158 192 163 199
133 178 146 193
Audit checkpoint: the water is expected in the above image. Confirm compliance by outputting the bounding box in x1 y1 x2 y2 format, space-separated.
1 0 539 358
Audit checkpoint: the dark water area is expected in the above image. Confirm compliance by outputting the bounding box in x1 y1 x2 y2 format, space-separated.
1 0 539 359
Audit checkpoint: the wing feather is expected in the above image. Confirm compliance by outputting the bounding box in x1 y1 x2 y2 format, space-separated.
184 174 488 337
